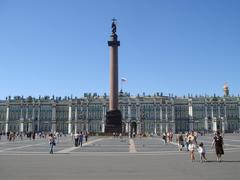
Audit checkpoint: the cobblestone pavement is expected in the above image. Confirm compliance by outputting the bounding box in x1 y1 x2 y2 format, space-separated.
0 134 240 180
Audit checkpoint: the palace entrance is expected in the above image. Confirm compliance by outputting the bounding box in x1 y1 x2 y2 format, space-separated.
131 122 137 138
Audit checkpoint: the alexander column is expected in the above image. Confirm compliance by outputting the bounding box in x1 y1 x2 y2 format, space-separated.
105 19 122 134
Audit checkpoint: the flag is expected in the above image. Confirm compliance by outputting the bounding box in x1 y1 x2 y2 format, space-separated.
121 77 127 82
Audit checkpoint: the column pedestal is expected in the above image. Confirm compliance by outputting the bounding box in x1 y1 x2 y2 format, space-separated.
105 110 122 134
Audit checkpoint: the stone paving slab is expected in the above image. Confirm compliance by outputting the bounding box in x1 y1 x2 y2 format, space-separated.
0 134 240 180
134 137 178 152
1 151 240 180
72 137 129 152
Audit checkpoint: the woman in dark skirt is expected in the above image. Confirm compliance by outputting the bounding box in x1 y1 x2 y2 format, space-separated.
212 131 224 162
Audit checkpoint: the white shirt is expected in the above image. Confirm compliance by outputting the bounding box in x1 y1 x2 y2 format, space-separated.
188 144 196 151
198 146 206 154
74 133 79 139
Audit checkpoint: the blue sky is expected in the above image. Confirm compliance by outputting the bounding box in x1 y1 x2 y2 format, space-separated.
0 0 240 99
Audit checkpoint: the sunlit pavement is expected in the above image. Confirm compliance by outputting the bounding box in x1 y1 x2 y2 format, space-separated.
0 134 240 180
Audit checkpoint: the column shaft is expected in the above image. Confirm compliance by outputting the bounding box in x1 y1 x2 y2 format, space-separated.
5 106 9 133
109 46 118 111
51 104 56 132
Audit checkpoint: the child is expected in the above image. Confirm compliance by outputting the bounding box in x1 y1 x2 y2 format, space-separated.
198 142 207 163
188 139 196 162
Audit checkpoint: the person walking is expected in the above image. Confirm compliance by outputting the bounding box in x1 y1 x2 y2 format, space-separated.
198 142 207 163
74 132 79 147
85 131 88 142
188 139 196 162
212 131 224 162
48 133 55 154
184 132 190 151
78 131 83 147
162 132 167 144
177 133 184 151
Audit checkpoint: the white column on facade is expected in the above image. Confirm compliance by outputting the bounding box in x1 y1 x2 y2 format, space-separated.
37 104 40 132
51 104 56 133
86 103 89 132
154 102 157 134
211 104 214 118
154 103 157 134
25 106 28 120
26 105 32 132
165 104 169 132
68 104 72 134
204 104 208 131
127 101 131 137
217 103 221 132
218 102 224 132
218 103 221 118
122 104 126 120
136 104 139 121
101 103 106 133
19 103 24 132
238 104 240 130
137 103 141 135
80 102 84 131
32 104 35 131
171 103 176 133
221 116 225 133
74 105 78 134
5 105 9 133
211 104 214 131
224 104 228 131
212 117 217 132
160 104 163 134
188 100 193 131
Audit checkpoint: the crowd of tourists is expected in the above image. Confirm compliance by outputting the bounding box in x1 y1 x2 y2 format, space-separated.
173 131 224 163
0 131 67 142
162 131 174 144
0 128 226 161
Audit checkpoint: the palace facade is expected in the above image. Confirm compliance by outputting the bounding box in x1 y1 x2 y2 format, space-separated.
0 90 240 134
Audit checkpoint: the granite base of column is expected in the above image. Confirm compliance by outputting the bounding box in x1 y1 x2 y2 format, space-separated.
105 110 122 134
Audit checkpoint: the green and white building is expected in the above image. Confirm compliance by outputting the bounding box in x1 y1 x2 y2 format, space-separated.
0 88 240 134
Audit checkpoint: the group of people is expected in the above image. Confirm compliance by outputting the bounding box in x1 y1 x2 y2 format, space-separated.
4 131 36 141
0 131 66 142
162 131 174 144
73 131 88 147
175 131 224 162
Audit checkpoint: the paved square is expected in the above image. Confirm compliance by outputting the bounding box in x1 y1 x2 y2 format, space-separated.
0 134 240 180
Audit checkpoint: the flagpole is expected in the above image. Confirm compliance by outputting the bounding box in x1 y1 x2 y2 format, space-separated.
120 78 127 92
120 79 123 91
